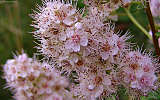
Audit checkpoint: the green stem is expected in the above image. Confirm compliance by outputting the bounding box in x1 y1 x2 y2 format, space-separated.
124 8 152 40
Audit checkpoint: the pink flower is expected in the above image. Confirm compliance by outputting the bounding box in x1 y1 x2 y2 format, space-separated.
137 73 157 92
3 53 72 100
75 78 104 100
121 50 158 93
65 27 88 52
123 67 136 83
100 34 119 60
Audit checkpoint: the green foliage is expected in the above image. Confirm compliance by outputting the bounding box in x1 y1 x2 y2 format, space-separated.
77 0 85 9
156 32 160 39
147 90 160 100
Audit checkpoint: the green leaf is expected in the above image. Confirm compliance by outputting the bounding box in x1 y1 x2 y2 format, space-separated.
77 0 85 9
156 32 160 38
82 9 88 17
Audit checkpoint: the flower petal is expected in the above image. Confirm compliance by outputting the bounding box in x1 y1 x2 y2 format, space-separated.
72 44 80 52
80 36 88 46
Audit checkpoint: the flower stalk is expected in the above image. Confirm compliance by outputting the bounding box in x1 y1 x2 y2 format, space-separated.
124 8 152 40
145 1 160 57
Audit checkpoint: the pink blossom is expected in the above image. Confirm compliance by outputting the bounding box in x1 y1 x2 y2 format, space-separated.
65 28 88 52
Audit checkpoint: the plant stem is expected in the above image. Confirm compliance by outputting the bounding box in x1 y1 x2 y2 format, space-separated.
124 8 152 40
145 1 160 57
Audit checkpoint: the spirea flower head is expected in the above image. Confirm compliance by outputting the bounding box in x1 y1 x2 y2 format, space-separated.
3 53 72 100
83 22 131 63
83 0 119 21
83 0 135 21
119 50 158 94
31 0 90 72
27 0 160 99
31 0 132 78
70 61 119 100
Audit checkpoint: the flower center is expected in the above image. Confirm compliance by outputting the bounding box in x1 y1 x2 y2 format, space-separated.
55 10 67 21
143 67 150 72
95 76 103 85
76 60 83 66
71 34 80 43
102 41 110 52
42 83 48 89
129 64 139 70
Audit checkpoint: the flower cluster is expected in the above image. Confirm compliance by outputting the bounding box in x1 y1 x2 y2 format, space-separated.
3 53 72 100
32 0 86 58
119 51 158 93
3 0 160 100
29 0 159 99
83 0 134 21
70 64 119 100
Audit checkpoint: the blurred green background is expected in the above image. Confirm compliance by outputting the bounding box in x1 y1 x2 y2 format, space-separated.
0 0 158 100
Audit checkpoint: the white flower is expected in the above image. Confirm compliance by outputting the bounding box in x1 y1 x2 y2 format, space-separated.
75 22 83 29
138 73 157 92
77 78 104 100
65 29 88 52
52 3 77 26
100 34 119 60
